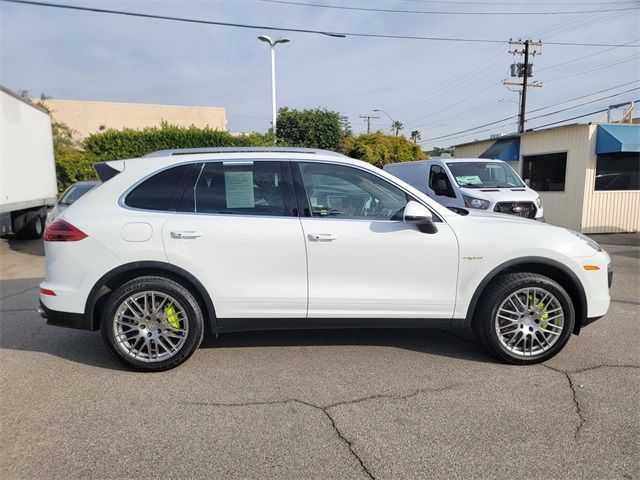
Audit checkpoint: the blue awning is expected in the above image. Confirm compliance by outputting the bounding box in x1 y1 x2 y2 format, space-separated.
480 138 520 161
596 124 640 154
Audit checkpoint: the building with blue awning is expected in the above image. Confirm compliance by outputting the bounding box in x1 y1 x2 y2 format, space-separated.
453 122 640 234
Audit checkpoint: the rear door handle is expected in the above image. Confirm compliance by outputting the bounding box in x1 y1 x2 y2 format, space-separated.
308 233 337 242
171 230 202 239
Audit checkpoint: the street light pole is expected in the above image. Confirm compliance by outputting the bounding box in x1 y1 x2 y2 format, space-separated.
258 35 290 141
374 109 397 136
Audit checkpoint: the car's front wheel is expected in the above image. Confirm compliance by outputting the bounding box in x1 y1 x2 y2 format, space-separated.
101 276 204 371
472 272 575 364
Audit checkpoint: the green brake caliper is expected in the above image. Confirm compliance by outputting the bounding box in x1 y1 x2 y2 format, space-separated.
529 294 549 328
164 303 181 329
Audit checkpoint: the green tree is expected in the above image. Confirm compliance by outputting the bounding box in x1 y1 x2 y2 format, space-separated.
410 130 421 143
276 107 350 151
342 132 427 168
391 120 404 137
84 123 272 161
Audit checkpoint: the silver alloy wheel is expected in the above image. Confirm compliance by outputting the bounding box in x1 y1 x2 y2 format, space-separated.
494 287 564 357
112 291 189 363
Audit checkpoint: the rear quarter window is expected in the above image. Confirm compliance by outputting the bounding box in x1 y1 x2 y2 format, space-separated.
125 164 193 211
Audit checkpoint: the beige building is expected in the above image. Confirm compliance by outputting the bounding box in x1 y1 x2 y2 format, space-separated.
454 123 640 234
44 99 227 139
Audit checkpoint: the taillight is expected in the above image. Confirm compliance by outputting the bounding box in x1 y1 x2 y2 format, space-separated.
40 288 56 296
44 220 88 242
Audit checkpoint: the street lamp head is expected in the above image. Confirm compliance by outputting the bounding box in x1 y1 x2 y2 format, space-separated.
274 38 290 45
257 35 273 45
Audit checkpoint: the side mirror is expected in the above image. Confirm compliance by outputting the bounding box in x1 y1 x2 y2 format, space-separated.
434 179 449 196
524 178 531 187
404 201 438 234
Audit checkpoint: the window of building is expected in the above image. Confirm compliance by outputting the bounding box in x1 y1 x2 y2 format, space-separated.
299 162 408 220
595 152 640 191
522 152 567 192
188 161 293 216
125 164 193 211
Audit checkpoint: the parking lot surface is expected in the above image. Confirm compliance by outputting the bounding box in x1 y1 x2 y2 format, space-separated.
1 234 638 479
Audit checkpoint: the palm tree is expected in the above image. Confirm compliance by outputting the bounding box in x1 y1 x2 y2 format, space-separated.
392 120 404 137
410 130 421 143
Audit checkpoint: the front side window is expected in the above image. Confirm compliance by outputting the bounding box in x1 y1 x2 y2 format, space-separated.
429 165 456 197
125 164 192 211
595 152 640 191
299 162 407 220
446 161 524 188
188 161 293 216
522 153 567 192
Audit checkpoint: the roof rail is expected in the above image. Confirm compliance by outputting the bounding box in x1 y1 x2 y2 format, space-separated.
143 147 347 158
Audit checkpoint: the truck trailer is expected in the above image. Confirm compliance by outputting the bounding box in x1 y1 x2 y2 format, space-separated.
0 86 57 239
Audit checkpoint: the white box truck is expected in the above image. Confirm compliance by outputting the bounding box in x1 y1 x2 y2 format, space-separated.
0 86 57 238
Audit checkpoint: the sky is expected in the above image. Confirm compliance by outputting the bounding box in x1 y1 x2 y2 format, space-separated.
1 0 639 150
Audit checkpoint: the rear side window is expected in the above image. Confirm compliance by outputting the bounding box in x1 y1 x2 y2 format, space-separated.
125 164 193 211
184 161 294 216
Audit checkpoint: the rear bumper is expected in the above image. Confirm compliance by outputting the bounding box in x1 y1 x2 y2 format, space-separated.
39 301 93 330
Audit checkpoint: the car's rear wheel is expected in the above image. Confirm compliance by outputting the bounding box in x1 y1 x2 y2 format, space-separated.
472 273 575 364
101 276 204 371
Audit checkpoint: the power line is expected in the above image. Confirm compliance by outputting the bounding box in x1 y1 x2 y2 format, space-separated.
256 0 640 15
539 38 640 72
395 0 635 5
2 1 639 48
530 101 639 129
420 87 640 142
544 54 640 82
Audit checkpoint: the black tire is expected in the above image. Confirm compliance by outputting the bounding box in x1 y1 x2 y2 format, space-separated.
101 275 204 372
472 272 575 365
22 212 45 240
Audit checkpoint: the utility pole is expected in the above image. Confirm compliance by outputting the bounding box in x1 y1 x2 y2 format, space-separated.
503 39 542 133
359 114 379 134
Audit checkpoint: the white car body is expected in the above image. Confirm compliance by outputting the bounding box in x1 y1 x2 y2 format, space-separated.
39 148 611 368
384 158 544 220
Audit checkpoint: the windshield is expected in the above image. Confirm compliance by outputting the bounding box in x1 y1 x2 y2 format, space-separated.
59 183 97 205
446 162 525 188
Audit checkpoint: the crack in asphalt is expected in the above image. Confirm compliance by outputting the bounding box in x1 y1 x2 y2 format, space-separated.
323 384 460 410
542 364 585 440
0 308 37 313
569 364 640 374
611 298 640 306
183 397 376 479
0 285 38 301
183 384 460 480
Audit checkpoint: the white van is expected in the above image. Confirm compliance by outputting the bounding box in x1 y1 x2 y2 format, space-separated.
384 158 543 220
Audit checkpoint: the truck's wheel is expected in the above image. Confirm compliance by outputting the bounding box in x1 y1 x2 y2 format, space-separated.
101 276 205 371
22 212 45 239
472 273 575 364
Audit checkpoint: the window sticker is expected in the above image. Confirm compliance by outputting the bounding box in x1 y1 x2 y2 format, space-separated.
455 175 482 185
224 170 255 208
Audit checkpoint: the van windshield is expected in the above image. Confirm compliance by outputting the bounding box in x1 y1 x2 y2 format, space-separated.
446 162 525 188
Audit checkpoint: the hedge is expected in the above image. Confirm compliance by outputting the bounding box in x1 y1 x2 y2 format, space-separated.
84 123 273 161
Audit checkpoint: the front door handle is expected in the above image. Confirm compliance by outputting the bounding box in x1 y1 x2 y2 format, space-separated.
308 233 337 242
171 230 203 239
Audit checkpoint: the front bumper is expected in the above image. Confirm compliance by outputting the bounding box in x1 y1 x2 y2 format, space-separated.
39 301 93 330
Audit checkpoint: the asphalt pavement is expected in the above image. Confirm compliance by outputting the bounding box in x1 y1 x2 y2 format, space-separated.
1 234 638 479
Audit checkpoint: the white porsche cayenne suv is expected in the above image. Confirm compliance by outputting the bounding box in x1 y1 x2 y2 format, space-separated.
39 147 612 371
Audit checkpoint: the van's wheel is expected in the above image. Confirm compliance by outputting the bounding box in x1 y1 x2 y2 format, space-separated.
101 276 204 371
472 273 575 364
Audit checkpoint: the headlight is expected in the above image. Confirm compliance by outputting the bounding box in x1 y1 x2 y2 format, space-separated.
535 196 542 208
462 194 490 210
567 229 602 252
